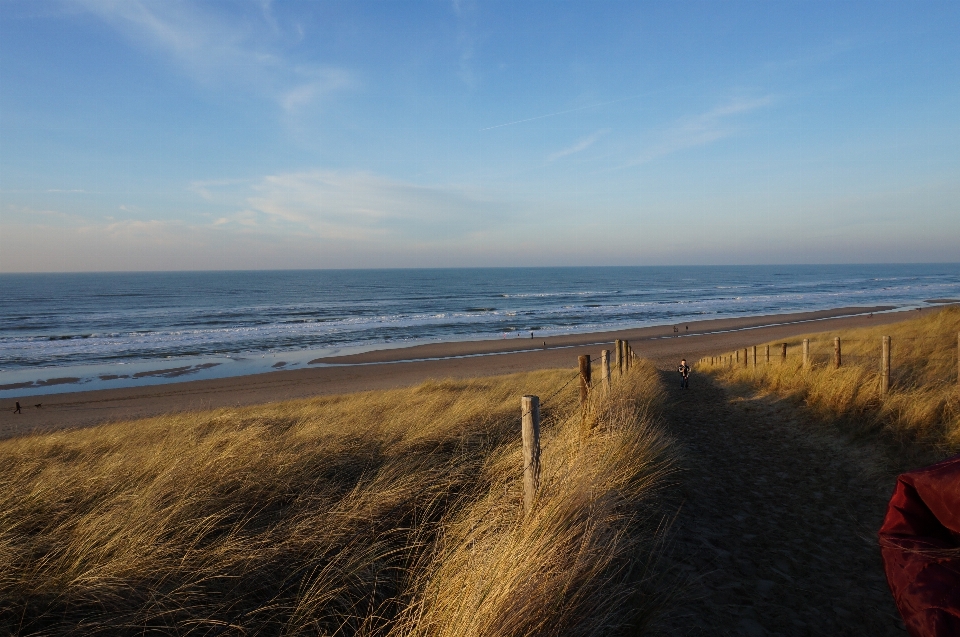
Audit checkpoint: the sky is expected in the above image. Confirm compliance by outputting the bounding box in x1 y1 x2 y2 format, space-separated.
1 0 958 272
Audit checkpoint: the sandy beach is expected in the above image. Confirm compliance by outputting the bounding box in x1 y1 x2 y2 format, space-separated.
0 304 939 439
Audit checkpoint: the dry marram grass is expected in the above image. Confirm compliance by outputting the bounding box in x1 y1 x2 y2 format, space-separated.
0 364 675 635
700 307 960 450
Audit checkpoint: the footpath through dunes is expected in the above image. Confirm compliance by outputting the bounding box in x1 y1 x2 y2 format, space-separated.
655 371 906 636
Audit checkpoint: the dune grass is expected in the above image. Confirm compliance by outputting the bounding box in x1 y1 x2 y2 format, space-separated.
0 363 675 636
699 307 960 452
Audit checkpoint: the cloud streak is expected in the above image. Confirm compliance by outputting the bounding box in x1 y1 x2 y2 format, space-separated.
622 95 776 166
548 129 609 161
71 0 356 110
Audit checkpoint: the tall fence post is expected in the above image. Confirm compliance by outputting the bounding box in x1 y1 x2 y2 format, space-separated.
578 355 591 404
781 343 787 362
624 341 631 372
615 340 623 376
834 337 841 369
765 345 770 364
521 395 541 515
736 350 740 364
752 345 757 367
743 348 748 368
601 349 610 391
802 339 810 369
881 336 891 395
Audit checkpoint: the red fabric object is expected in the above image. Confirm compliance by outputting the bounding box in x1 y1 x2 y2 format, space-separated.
879 454 960 636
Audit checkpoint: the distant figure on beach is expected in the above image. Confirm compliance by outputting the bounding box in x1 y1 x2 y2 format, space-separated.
678 359 690 389
14 401 21 414
673 326 678 333
685 325 688 331
530 331 534 338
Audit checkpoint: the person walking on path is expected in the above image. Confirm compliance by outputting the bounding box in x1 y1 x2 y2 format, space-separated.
678 359 691 389
14 401 21 413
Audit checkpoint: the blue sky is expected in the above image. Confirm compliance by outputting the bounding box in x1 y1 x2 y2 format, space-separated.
1 0 958 271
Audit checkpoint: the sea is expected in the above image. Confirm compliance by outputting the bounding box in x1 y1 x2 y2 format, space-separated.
2 264 959 397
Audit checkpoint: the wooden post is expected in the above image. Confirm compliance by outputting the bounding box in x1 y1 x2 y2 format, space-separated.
802 339 810 369
624 341 631 372
521 395 541 514
765 345 770 364
736 350 740 364
615 340 623 376
752 345 757 367
578 355 591 404
601 349 610 390
781 343 787 362
881 336 891 395
834 337 841 369
743 348 748 368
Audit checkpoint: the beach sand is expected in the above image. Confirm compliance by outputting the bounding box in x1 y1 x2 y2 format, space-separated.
0 305 936 439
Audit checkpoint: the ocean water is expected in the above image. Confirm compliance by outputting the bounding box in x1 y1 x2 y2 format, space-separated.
2 264 959 396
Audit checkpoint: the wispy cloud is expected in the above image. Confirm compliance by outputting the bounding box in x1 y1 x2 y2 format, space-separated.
198 170 507 243
451 0 479 89
280 67 357 113
548 129 610 161
70 0 356 110
624 95 776 166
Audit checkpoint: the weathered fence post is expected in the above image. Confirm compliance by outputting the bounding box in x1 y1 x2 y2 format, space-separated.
743 348 748 368
781 343 787 362
802 339 810 369
834 337 841 369
881 336 891 395
578 355 591 405
736 350 740 364
752 345 757 367
615 340 623 376
521 395 540 514
601 349 610 390
624 341 631 372
765 345 770 364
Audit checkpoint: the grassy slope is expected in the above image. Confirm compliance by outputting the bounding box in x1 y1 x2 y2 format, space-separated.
0 364 674 636
699 307 960 453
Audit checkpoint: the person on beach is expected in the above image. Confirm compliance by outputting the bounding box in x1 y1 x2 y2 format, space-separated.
678 360 690 389
14 401 22 413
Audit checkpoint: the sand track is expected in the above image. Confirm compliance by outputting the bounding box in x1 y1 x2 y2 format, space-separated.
655 371 907 636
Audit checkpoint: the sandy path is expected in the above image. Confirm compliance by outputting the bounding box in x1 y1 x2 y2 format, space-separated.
655 372 906 636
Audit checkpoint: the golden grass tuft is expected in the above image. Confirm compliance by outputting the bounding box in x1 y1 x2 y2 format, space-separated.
700 307 960 450
0 364 675 635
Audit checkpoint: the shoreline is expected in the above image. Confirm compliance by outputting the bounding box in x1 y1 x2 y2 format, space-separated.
0 304 942 439
310 305 900 365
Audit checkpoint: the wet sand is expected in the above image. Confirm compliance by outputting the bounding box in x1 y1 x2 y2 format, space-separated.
0 305 933 439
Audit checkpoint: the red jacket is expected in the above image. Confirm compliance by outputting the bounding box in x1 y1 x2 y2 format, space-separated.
879 454 960 636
